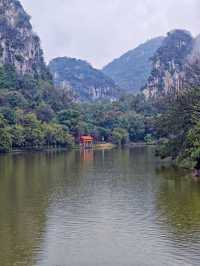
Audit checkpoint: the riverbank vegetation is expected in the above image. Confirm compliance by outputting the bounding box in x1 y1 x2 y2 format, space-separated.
1 64 200 174
0 92 157 152
155 87 200 172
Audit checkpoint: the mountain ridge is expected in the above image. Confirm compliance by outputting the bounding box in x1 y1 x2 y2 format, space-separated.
49 57 119 101
102 37 164 93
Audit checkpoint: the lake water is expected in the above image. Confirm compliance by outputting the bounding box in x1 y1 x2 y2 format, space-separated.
0 147 200 266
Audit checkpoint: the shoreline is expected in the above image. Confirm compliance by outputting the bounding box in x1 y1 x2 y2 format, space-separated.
0 144 196 179
0 143 117 155
0 142 157 155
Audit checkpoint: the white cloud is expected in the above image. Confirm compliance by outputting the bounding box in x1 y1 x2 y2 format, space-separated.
21 0 200 68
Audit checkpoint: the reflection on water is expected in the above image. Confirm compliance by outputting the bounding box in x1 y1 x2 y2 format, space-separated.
157 166 200 235
0 147 200 266
80 149 94 161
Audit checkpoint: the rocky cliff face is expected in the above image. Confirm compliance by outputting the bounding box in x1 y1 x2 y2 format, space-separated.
49 57 118 101
185 35 200 87
0 0 48 79
0 0 73 113
143 30 195 98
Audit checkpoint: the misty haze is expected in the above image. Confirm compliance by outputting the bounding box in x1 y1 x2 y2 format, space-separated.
21 0 200 68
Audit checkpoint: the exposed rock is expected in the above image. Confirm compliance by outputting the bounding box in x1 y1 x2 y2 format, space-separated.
49 57 119 101
0 0 49 79
143 30 194 99
0 0 73 112
184 35 200 87
190 34 200 60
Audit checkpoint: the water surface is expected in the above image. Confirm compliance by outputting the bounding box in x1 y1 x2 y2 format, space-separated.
0 147 200 266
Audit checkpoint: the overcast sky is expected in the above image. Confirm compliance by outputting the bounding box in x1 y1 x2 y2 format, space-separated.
21 0 200 68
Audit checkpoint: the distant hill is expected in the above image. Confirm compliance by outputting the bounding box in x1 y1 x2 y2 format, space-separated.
102 37 164 93
49 57 119 101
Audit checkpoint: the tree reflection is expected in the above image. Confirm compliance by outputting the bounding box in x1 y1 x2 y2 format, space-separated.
156 166 200 238
0 150 82 266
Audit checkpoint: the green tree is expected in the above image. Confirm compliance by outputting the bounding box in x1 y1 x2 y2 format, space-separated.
54 126 74 147
0 114 12 152
44 123 74 148
23 113 44 147
155 88 200 170
0 128 12 152
36 103 54 123
127 112 145 141
179 123 200 170
112 128 128 145
0 108 16 125
10 125 25 148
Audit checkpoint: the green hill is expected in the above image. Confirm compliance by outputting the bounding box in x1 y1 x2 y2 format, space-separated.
49 57 118 101
102 37 164 93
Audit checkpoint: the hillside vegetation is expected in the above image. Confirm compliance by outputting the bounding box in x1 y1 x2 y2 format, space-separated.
49 57 118 101
103 37 164 93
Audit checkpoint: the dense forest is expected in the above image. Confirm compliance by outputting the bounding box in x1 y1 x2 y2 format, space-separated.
0 0 156 153
155 87 200 173
2 69 200 175
0 67 157 152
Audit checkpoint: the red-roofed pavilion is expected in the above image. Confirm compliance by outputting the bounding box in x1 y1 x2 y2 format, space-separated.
80 136 94 148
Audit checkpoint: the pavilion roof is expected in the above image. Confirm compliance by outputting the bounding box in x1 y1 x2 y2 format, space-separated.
80 136 93 141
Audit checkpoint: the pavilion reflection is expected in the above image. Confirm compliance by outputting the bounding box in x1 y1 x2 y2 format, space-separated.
80 148 94 161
